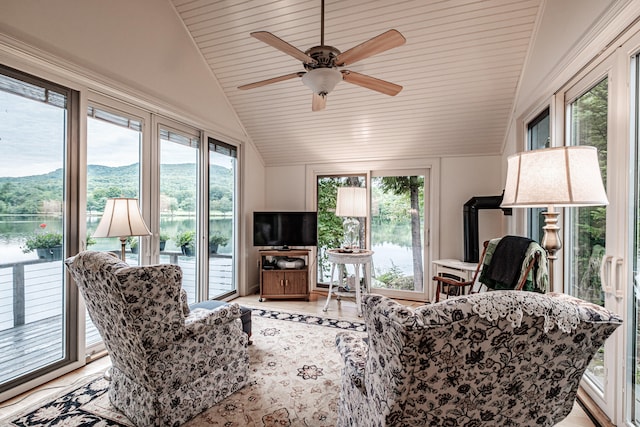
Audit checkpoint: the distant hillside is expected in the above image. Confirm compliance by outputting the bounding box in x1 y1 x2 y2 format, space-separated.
0 163 233 215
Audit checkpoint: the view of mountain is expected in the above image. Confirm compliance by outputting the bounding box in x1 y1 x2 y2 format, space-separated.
0 163 233 215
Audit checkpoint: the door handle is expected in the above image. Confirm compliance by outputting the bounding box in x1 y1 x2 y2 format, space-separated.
600 255 614 294
613 257 623 300
600 255 624 300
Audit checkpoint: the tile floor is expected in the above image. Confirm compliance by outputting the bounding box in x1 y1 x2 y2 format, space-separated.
0 292 596 426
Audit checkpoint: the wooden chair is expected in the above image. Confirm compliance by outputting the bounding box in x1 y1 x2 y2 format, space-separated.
433 238 544 302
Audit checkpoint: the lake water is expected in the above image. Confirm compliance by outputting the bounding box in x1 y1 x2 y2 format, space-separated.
0 215 232 264
1 216 419 279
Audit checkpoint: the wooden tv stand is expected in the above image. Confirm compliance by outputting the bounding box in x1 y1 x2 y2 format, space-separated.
259 249 310 301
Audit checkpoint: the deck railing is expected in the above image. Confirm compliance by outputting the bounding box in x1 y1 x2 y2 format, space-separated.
0 251 234 384
0 251 234 331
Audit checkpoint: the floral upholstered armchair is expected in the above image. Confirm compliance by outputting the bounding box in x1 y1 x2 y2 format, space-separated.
65 251 249 427
336 292 621 427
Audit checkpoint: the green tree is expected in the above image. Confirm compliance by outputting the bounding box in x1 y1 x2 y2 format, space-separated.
379 176 424 290
570 78 607 302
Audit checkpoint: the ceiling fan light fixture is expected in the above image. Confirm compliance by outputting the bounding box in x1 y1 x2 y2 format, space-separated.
302 68 342 95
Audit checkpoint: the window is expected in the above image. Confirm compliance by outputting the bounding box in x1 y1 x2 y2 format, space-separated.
526 108 550 242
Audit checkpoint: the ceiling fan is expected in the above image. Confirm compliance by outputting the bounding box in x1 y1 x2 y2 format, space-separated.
237 0 406 111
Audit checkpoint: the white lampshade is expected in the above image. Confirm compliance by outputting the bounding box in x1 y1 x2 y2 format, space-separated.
336 187 367 217
93 198 151 238
302 68 343 95
501 146 608 208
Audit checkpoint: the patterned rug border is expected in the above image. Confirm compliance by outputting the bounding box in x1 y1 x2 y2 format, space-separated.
4 309 365 426
247 306 366 332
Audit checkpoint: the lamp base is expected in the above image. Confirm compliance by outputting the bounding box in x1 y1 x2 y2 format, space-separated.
541 206 561 287
119 237 127 262
342 217 360 250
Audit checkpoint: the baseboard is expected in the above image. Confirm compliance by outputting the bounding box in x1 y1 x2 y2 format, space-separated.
577 387 614 427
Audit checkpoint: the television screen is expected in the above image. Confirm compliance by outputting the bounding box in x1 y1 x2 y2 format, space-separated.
253 211 318 248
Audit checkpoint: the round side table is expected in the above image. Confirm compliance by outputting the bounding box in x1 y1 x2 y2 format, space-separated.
322 249 374 317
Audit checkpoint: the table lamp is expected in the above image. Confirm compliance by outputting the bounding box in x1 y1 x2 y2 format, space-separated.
501 146 608 281
92 198 151 261
335 187 367 250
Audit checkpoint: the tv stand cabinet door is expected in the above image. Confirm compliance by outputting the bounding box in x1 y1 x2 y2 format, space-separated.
262 270 285 297
284 270 308 296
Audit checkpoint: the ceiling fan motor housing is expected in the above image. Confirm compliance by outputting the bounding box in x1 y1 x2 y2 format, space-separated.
304 46 341 70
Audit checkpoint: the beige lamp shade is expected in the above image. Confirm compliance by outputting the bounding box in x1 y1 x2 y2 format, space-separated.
335 187 367 217
501 146 608 208
93 198 151 238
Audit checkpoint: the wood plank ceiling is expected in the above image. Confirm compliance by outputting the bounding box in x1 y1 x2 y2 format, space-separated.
171 0 542 166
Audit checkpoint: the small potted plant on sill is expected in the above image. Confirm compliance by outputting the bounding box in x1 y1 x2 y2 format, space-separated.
209 232 229 254
159 233 170 251
176 230 195 256
22 223 63 261
127 236 139 254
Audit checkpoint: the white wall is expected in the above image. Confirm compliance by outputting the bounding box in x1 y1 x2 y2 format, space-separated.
242 143 266 294
439 156 503 260
265 165 308 210
515 0 617 114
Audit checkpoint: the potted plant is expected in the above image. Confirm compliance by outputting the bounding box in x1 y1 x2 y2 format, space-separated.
159 233 170 251
22 223 63 261
209 232 229 254
127 236 139 254
176 230 195 256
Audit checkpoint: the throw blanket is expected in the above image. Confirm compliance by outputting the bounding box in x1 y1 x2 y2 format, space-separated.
480 236 548 292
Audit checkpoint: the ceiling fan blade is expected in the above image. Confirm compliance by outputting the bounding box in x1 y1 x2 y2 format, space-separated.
238 72 304 90
251 31 317 65
312 93 327 111
341 70 402 96
335 29 406 66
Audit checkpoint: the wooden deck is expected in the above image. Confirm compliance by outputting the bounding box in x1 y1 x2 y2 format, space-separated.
0 253 234 385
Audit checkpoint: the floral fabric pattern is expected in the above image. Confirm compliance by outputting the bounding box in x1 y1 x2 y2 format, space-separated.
65 251 249 427
336 291 622 427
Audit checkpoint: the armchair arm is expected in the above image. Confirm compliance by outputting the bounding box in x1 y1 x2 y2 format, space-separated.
184 302 243 334
180 289 190 316
336 331 368 394
432 275 472 287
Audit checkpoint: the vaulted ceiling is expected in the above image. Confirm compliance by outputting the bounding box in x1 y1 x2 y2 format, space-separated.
171 0 542 166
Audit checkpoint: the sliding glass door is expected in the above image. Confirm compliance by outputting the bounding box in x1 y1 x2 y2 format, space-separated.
85 104 143 352
208 138 237 299
314 169 430 301
564 62 619 421
0 66 76 392
315 175 366 285
370 171 428 300
159 126 199 302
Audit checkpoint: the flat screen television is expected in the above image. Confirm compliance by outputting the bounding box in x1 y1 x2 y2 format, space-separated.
253 211 318 248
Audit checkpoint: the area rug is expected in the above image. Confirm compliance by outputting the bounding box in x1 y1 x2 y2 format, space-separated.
6 309 366 426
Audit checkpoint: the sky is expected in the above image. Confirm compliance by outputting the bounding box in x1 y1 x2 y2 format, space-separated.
0 91 231 178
